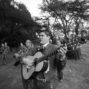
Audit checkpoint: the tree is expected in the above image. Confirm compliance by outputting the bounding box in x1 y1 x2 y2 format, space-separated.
0 0 40 47
40 0 89 43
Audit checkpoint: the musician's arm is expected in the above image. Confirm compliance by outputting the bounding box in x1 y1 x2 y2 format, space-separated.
34 55 46 65
35 47 57 64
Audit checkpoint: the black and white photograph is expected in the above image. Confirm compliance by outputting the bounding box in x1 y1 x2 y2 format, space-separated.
0 0 89 89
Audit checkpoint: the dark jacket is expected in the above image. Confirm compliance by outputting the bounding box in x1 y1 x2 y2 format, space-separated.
37 43 58 71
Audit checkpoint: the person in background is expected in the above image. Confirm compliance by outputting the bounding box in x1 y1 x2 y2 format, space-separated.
25 40 34 48
14 40 36 64
21 40 36 89
55 37 67 82
0 43 4 54
2 42 10 65
25 40 36 56
18 42 28 57
14 40 36 89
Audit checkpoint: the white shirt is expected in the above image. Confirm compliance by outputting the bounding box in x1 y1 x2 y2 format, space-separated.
43 42 49 48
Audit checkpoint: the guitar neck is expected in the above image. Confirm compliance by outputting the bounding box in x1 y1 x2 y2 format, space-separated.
37 47 60 63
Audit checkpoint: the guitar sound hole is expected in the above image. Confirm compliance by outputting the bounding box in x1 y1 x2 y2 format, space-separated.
27 68 29 72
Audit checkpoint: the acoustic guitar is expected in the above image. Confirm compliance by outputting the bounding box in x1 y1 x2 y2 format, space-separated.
22 52 44 79
22 47 61 80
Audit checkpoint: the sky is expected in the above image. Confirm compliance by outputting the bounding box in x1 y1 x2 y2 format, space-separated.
14 0 89 28
15 0 42 17
15 0 75 17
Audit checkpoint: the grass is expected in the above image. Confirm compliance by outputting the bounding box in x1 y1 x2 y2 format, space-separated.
0 42 89 89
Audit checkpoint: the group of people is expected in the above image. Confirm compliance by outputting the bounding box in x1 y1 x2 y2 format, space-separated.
0 42 10 65
14 28 67 89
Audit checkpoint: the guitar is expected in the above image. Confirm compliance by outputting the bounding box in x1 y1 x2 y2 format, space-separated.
14 52 46 79
22 52 44 79
22 47 61 80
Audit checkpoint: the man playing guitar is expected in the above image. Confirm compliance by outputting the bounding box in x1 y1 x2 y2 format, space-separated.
21 28 66 89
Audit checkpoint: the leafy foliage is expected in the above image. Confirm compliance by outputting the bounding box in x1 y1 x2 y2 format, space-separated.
40 0 89 41
0 0 40 47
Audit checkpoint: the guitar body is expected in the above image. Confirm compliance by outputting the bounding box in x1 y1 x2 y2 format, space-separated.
21 46 61 80
22 52 44 79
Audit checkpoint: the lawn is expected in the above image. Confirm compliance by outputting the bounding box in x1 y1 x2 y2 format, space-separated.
0 42 89 89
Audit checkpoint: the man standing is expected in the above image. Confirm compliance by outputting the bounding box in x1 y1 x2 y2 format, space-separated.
22 28 66 89
14 40 37 89
2 42 10 65
36 30 66 84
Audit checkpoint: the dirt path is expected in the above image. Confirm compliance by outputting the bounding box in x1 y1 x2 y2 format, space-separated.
0 42 89 89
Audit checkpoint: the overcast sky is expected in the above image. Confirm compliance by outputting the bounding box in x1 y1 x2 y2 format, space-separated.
15 0 42 17
14 0 88 27
15 0 75 17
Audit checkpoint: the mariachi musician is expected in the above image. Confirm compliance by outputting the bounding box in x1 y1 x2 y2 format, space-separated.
22 29 66 89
